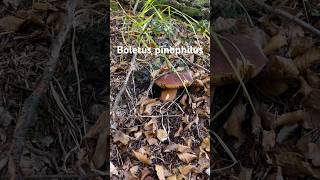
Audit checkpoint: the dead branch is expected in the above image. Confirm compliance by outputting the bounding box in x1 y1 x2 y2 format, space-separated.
253 0 320 37
8 0 78 178
112 53 137 113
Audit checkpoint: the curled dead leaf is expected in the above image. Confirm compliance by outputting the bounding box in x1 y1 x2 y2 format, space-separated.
132 150 151 165
0 16 25 32
177 153 197 163
113 131 130 145
157 129 168 142
294 47 320 73
224 102 246 140
200 137 210 152
155 165 166 180
263 33 287 55
178 165 196 175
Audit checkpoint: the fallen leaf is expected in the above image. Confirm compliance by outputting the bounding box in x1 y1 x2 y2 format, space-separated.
307 143 320 167
178 165 196 175
294 47 320 73
288 36 313 57
263 33 287 55
130 165 139 178
276 151 320 178
214 17 236 32
262 130 276 150
177 153 197 163
155 165 166 180
0 16 25 32
200 137 210 152
157 129 168 142
224 102 246 141
113 131 130 145
132 150 151 165
92 131 108 168
166 175 177 180
32 2 48 11
272 110 305 128
164 143 193 153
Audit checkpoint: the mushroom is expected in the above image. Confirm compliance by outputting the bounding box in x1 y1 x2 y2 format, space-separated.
212 33 268 86
155 70 193 101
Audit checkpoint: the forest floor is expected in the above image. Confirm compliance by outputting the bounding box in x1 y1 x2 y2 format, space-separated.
0 0 108 179
213 0 320 179
110 0 210 179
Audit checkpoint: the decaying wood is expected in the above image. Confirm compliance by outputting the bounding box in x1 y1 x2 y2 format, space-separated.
8 0 78 178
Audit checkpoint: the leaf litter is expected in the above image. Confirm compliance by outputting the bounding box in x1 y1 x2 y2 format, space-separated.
213 0 320 179
110 0 210 179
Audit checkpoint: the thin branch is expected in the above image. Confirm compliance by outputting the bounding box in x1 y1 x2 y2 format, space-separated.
253 0 320 37
112 53 137 113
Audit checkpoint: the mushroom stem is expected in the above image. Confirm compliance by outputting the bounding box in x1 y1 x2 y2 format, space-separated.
160 88 178 101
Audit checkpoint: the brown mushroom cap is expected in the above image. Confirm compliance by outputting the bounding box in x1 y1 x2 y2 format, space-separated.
155 70 194 88
213 33 268 86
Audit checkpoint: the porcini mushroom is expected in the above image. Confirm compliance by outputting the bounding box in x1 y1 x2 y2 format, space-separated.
212 33 268 86
155 70 193 101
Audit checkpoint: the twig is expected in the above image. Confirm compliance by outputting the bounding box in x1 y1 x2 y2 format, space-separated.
112 53 137 112
253 0 320 37
179 55 210 73
8 0 78 178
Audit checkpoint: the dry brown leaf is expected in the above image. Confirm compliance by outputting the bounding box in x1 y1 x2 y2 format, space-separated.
85 111 108 138
132 150 151 165
263 33 287 55
307 143 320 167
164 143 193 153
32 2 48 11
213 17 236 32
92 131 107 168
155 165 166 180
272 110 305 128
200 137 210 152
198 155 210 172
224 102 246 140
177 153 197 163
256 78 289 96
288 36 313 57
267 56 299 78
113 131 130 145
130 165 139 178
139 98 157 114
178 165 196 175
174 125 183 137
157 129 168 142
294 47 320 73
147 137 158 145
262 130 276 150
141 167 151 180
0 16 25 32
180 94 188 107
276 151 320 178
166 175 177 180
144 118 157 133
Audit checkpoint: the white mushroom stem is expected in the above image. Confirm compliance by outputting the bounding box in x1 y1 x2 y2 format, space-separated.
160 88 178 101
